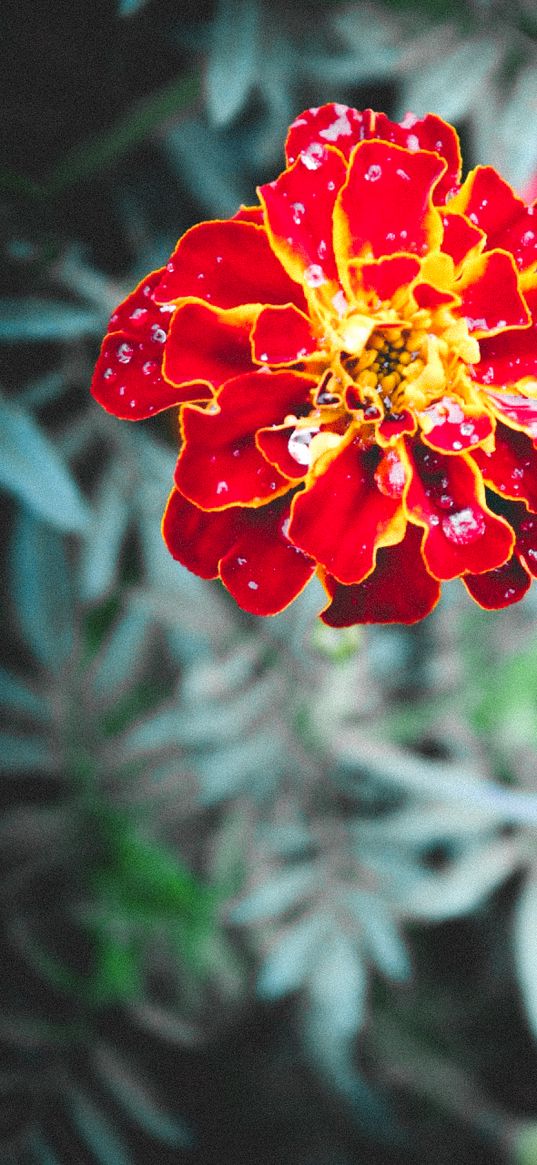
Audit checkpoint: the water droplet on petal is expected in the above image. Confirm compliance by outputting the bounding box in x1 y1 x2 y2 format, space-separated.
129 307 149 326
216 481 229 494
365 164 382 182
452 440 463 450
142 360 158 376
304 264 326 288
103 367 116 381
291 201 305 225
248 580 258 590
442 507 485 545
151 324 167 343
117 342 134 363
288 426 319 466
459 422 475 438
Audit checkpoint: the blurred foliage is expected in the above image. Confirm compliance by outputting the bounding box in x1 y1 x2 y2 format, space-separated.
2 0 537 1162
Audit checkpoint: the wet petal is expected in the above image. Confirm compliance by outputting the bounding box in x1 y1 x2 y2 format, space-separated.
373 111 462 204
473 287 537 384
404 440 514 578
333 140 445 270
285 104 375 165
232 204 264 224
162 488 240 578
251 304 321 365
485 391 537 438
256 422 312 480
258 146 347 287
165 301 256 389
418 395 494 453
463 556 530 609
413 282 460 310
472 423 537 510
350 254 421 302
455 249 530 336
450 166 526 239
377 410 417 444
91 271 210 419
440 212 485 268
320 524 440 625
219 497 315 615
493 204 537 272
176 370 316 509
154 221 306 311
516 511 537 577
287 436 405 584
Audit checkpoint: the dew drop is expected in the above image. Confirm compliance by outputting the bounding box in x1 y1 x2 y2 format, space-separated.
318 239 327 260
459 422 475 438
166 260 175 272
301 143 325 170
216 481 229 494
130 307 149 325
117 342 134 363
451 440 463 450
248 580 259 590
287 426 319 466
442 507 485 544
142 360 158 376
365 164 382 182
396 168 410 181
407 134 419 151
103 367 116 381
151 325 167 344
291 201 305 225
304 264 326 288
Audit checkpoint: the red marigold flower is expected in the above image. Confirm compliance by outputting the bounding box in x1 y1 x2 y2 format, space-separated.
92 104 537 625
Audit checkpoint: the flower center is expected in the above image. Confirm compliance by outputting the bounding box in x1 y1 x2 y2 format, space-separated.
342 327 426 416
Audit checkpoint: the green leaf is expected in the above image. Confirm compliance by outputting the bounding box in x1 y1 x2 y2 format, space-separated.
10 512 75 670
257 914 326 999
230 866 316 924
514 875 537 1043
206 0 260 126
0 667 49 720
0 299 99 342
93 1043 193 1146
0 395 90 531
0 732 56 774
70 1092 133 1165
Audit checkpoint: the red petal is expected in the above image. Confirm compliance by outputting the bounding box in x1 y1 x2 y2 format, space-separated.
493 205 537 272
321 524 440 625
176 371 316 509
219 497 315 616
164 301 255 389
418 395 494 453
485 391 537 438
455 249 530 336
153 221 306 311
440 212 485 267
451 166 526 239
378 410 417 443
162 488 239 578
473 286 537 384
334 140 445 265
251 304 321 365
256 423 311 480
287 437 405 584
91 271 210 420
373 111 462 204
463 556 530 609
351 254 421 302
285 104 375 165
232 205 264 224
405 440 514 578
516 511 537 577
413 282 460 310
472 423 537 509
258 146 347 287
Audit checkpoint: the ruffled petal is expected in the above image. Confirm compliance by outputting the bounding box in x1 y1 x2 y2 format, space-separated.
516 511 537 577
285 104 375 165
473 286 537 384
154 221 306 311
450 166 526 240
485 391 537 438
418 394 494 453
91 271 210 420
258 146 347 288
164 301 256 389
256 423 311 480
219 496 315 615
373 111 462 204
492 204 537 272
162 488 240 578
472 423 537 509
404 440 514 578
333 140 445 272
176 370 316 509
287 436 406 584
232 204 264 224
320 524 440 625
463 556 530 609
350 254 421 302
455 249 530 336
440 212 485 268
251 304 321 365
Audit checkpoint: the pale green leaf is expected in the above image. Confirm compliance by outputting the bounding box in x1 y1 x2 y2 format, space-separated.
0 395 90 531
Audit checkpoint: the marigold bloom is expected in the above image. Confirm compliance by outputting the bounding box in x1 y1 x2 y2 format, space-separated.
92 104 537 625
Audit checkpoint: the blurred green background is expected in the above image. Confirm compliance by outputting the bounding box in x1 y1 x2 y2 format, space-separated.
2 1 537 1162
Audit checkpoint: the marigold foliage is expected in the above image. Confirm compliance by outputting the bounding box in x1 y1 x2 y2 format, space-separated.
92 105 537 625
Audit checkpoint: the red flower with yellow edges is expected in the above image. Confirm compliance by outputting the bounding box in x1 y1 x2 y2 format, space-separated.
92 104 537 625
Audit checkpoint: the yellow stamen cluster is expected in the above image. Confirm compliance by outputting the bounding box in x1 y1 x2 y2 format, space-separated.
344 328 426 408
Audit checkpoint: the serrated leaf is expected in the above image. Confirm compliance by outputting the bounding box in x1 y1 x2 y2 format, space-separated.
70 1092 132 1165
10 512 75 670
93 1043 193 1146
343 891 410 982
0 395 90 531
230 865 316 925
399 35 504 124
0 299 99 341
402 836 522 921
308 929 367 1037
206 0 260 126
257 914 326 999
514 875 537 1042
